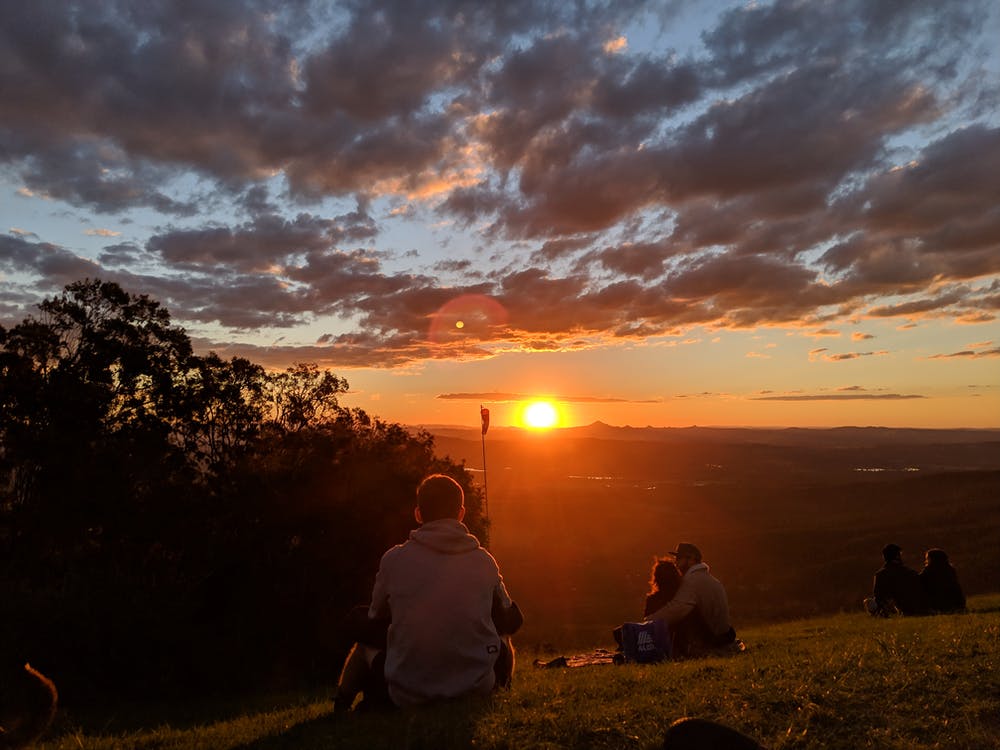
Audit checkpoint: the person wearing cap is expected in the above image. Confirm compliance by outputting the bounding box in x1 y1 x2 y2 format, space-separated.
644 543 736 657
867 543 929 616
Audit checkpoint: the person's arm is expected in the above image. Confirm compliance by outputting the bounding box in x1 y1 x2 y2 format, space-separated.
644 591 671 618
873 571 888 606
492 578 523 635
646 577 696 625
368 554 391 620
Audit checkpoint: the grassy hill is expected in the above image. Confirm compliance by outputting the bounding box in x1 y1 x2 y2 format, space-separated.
427 426 1000 646
39 594 1000 750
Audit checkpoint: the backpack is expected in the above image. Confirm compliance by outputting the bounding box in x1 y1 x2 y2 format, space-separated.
620 620 671 663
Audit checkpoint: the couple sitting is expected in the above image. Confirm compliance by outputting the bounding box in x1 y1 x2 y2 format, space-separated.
620 543 739 662
866 543 967 617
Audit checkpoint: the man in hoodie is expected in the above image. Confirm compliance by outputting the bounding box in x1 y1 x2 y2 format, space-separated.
336 473 521 710
866 543 929 616
645 543 737 658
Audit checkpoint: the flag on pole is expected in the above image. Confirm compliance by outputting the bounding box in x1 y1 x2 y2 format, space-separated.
480 405 490 435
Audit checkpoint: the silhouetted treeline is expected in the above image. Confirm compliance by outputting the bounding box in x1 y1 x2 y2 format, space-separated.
0 279 482 703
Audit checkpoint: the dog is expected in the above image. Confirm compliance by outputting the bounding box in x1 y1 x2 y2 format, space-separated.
663 717 765 750
0 663 58 749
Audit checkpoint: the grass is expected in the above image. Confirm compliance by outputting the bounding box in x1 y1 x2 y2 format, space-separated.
40 594 1000 750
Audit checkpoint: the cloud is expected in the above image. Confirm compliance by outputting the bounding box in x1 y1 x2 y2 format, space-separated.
809 348 890 362
0 0 997 369
752 393 925 401
437 392 660 404
0 233 100 284
927 348 1000 360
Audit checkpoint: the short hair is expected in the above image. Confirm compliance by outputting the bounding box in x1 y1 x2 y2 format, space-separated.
882 543 902 563
416 474 464 522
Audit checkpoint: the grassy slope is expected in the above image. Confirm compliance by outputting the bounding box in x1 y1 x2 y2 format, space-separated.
41 594 1000 750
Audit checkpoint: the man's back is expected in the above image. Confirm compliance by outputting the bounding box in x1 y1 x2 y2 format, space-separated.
648 563 731 637
874 561 927 615
370 518 512 706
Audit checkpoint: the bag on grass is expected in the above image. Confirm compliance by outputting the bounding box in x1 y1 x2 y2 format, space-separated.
620 619 670 663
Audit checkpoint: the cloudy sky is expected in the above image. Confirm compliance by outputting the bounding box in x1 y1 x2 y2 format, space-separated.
2 0 999 428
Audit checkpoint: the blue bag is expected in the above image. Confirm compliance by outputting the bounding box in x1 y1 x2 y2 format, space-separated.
620 620 671 663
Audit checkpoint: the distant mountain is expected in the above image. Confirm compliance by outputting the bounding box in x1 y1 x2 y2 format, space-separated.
417 422 1000 446
418 423 1000 479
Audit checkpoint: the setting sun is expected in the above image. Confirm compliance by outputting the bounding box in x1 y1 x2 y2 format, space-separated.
522 400 559 430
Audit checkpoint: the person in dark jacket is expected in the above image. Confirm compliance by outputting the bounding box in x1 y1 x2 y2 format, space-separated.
919 548 967 613
643 557 683 618
867 543 929 616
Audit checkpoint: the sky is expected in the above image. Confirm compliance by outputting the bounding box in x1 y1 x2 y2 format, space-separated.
2 0 999 429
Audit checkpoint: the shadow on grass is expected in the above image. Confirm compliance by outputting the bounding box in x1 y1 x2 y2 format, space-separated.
233 696 494 750
53 689 332 738
230 713 340 749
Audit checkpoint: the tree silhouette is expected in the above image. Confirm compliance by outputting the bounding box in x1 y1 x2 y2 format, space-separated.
1 279 483 699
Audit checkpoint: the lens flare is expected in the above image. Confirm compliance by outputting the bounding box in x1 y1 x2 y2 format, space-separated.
428 294 507 343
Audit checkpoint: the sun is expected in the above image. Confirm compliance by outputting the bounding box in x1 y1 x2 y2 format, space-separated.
522 400 559 430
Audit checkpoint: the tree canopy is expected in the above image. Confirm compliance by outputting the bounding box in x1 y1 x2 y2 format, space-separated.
0 279 483 700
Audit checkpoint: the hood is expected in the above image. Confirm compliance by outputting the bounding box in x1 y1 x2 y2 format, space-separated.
409 518 482 554
685 562 711 576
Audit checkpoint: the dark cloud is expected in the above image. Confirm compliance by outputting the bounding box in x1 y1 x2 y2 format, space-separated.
0 233 100 284
0 0 997 367
752 393 925 401
809 349 891 362
928 348 1000 360
437 392 660 403
147 211 376 272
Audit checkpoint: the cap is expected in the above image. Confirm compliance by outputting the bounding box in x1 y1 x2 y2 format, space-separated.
666 543 702 562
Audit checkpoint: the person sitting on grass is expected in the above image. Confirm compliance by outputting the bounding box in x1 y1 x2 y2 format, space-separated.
866 543 929 617
645 543 738 658
643 557 683 618
613 556 683 661
335 474 522 711
919 548 966 614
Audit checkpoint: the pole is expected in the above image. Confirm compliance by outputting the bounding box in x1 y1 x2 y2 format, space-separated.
480 405 490 522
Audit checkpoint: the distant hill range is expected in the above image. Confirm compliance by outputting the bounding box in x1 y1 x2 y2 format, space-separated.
417 423 1000 481
422 422 1000 445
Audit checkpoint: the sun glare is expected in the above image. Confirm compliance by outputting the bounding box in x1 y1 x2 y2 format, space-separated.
522 400 559 430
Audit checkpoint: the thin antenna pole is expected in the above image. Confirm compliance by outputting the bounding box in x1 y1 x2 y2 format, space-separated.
480 405 490 522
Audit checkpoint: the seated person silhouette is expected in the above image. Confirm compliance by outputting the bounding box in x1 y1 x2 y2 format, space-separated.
644 557 683 618
614 557 683 662
335 474 521 711
919 548 966 614
866 543 929 616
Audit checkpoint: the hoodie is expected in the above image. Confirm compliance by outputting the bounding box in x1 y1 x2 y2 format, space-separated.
646 562 732 637
369 518 514 706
